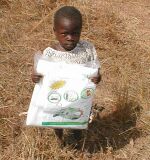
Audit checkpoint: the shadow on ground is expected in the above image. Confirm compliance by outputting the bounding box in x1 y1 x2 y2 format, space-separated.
65 100 142 153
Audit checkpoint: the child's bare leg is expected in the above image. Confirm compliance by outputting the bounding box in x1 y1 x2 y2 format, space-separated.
54 129 64 146
54 129 63 139
72 129 82 141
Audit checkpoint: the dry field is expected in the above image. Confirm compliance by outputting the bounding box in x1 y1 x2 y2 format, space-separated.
0 0 150 159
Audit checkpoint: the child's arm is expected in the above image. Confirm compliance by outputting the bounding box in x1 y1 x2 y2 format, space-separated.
87 42 101 85
32 51 44 83
90 68 101 84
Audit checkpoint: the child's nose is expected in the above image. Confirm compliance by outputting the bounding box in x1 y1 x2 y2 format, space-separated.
66 34 74 41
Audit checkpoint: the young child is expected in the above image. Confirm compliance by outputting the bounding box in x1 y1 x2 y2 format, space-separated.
32 6 101 146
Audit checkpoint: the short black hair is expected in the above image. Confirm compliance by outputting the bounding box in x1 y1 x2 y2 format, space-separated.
54 6 82 28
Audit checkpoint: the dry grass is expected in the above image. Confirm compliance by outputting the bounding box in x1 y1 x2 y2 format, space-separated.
0 0 150 159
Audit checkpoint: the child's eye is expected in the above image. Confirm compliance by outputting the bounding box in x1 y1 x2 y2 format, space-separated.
73 32 80 35
61 33 67 36
61 32 80 37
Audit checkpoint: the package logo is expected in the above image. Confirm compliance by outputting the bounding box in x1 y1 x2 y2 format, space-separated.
81 88 94 99
64 90 78 102
50 80 66 90
48 92 61 103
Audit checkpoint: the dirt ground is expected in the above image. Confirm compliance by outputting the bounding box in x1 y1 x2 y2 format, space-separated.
0 0 150 159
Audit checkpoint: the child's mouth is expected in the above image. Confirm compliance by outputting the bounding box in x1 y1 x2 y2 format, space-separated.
65 42 76 48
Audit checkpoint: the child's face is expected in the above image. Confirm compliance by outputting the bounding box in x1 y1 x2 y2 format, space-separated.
54 18 82 51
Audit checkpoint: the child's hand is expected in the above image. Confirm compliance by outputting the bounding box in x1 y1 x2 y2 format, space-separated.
90 74 101 84
31 72 43 83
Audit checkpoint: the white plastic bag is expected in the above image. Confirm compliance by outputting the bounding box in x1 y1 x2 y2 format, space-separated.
26 55 99 129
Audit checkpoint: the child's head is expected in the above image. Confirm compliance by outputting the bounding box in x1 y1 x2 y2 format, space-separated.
53 6 82 51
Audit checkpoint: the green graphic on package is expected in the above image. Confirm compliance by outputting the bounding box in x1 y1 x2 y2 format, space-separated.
47 80 94 103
